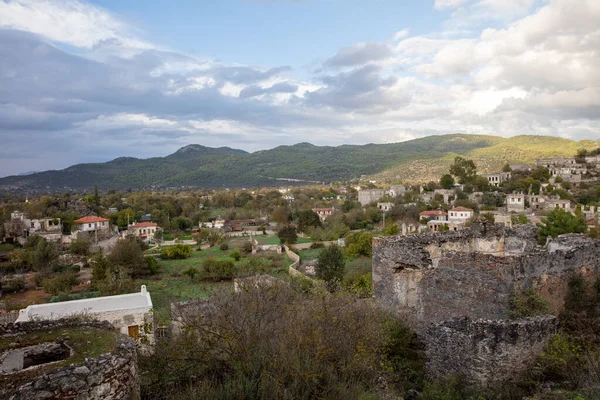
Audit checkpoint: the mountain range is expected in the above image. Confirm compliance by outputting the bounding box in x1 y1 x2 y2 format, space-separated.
0 134 598 193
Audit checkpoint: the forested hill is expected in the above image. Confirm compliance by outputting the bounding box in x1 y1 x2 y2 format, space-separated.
0 135 597 193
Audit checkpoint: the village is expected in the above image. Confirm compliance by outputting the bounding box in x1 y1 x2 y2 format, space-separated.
1 150 600 398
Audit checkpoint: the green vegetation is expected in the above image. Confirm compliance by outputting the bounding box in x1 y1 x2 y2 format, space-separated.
160 244 193 260
538 208 587 244
507 288 551 319
2 134 596 192
315 244 345 289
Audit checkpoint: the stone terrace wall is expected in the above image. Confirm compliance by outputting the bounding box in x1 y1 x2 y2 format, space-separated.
423 316 558 386
373 223 600 326
0 320 139 400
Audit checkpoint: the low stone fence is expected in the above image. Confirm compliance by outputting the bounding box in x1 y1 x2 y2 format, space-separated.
284 246 304 279
1 319 139 400
423 315 558 387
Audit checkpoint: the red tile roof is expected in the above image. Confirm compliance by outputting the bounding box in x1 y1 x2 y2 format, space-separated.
419 210 447 216
450 207 474 212
73 216 108 224
131 222 158 228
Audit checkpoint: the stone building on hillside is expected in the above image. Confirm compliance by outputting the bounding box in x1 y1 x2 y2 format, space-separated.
506 193 525 212
358 189 385 206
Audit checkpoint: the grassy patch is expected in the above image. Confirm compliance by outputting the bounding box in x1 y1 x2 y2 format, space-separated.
256 236 314 245
298 248 321 262
345 257 372 276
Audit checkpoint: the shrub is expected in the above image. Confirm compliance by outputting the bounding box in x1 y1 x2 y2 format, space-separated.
219 243 229 251
241 241 253 255
316 245 346 290
2 277 25 293
182 267 199 280
534 334 583 382
161 244 193 260
52 264 81 273
231 249 241 261
344 232 373 258
507 288 550 319
42 272 79 295
69 237 91 256
145 257 160 275
202 258 235 281
236 256 270 277
343 272 373 298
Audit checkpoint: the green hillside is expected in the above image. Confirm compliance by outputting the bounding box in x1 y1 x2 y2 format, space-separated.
0 134 597 193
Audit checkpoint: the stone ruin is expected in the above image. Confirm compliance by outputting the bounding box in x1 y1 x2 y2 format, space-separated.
0 320 139 400
372 222 600 387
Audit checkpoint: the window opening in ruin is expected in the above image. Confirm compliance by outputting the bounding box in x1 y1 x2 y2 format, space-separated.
128 325 139 340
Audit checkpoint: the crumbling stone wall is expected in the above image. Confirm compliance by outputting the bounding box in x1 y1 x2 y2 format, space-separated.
373 223 600 325
423 316 558 386
0 320 139 400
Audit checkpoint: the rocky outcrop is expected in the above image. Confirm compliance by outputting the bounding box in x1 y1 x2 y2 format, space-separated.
423 315 558 386
373 223 600 326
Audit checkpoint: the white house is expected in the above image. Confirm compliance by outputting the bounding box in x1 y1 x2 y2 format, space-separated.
127 222 160 242
16 286 154 343
73 216 110 233
448 207 474 222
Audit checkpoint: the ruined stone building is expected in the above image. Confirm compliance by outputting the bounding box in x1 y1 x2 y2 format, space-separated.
372 223 600 386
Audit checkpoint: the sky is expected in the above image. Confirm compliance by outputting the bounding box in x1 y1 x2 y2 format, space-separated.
0 0 598 176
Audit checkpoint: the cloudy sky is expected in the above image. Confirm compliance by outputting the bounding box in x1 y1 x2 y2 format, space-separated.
0 0 598 176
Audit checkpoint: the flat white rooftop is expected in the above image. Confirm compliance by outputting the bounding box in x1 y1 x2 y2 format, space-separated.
16 286 152 322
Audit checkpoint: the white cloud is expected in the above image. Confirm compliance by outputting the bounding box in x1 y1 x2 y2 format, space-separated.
0 0 151 49
434 0 471 10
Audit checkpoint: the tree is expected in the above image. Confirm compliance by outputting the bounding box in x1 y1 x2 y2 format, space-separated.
344 232 373 257
93 184 101 214
43 272 79 295
91 249 109 283
440 174 455 189
70 237 91 256
296 210 321 233
277 225 297 245
195 228 210 247
31 238 59 272
538 208 586 244
449 156 477 184
316 245 345 290
502 163 512 172
272 207 289 225
108 235 146 276
207 230 224 247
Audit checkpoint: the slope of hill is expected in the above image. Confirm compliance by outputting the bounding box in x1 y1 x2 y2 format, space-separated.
0 134 597 193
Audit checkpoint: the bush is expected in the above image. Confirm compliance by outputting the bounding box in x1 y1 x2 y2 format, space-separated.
241 241 253 255
2 277 25 293
344 232 373 258
182 267 199 280
52 264 81 273
140 285 416 400
145 257 160 275
50 291 100 303
316 245 345 290
42 272 79 295
219 243 229 251
231 250 241 261
161 244 193 260
343 272 373 298
236 256 270 277
69 237 91 256
202 258 235 281
507 288 550 319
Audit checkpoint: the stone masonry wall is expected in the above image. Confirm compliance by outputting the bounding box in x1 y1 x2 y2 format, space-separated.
423 316 558 386
373 223 600 326
0 320 139 400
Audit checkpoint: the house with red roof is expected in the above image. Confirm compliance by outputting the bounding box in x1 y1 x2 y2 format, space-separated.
418 210 448 222
448 207 474 222
127 221 161 242
73 216 110 234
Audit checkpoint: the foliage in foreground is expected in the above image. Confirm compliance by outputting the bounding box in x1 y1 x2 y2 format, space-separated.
140 284 424 400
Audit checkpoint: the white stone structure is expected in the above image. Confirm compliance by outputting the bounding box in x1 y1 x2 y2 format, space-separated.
127 222 160 242
481 172 511 187
448 207 474 222
16 286 154 343
377 202 394 212
388 185 406 197
358 189 385 206
312 207 334 222
507 193 526 212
